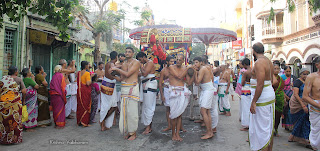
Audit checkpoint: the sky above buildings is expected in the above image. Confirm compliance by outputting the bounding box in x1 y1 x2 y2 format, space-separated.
87 0 237 29
125 0 237 28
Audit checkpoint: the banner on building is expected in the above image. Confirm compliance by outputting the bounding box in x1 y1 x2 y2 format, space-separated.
30 30 48 45
232 39 242 49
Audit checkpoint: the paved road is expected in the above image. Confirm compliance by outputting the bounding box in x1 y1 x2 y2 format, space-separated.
2 96 310 151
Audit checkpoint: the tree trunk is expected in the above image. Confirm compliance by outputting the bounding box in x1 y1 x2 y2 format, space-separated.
94 33 102 63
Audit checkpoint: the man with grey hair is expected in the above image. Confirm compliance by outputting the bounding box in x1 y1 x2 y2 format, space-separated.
67 60 77 115
59 59 76 119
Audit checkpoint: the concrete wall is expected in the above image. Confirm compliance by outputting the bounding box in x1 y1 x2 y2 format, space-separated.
0 15 26 78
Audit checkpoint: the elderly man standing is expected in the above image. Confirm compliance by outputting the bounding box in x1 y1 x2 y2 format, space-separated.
59 59 76 119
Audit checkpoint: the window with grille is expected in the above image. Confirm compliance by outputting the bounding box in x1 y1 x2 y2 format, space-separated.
4 30 14 70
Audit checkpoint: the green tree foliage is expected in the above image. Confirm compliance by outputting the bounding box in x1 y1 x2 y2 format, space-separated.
309 0 320 14
0 0 78 41
268 0 320 23
112 43 138 54
93 10 125 34
74 0 127 62
132 6 152 27
189 43 205 61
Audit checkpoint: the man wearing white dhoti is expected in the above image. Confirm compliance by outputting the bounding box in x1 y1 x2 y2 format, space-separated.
160 56 175 131
193 57 216 139
111 47 141 141
168 54 192 141
95 62 105 112
69 72 77 113
218 65 232 116
211 61 221 133
100 77 118 130
100 51 119 131
226 63 235 101
60 59 76 119
240 58 252 131
136 52 157 134
65 84 72 117
249 42 275 151
303 56 320 151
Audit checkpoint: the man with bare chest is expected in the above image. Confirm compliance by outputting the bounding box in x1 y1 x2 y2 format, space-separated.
249 42 275 151
95 62 105 112
112 47 140 141
59 59 76 119
66 60 77 115
95 62 105 80
168 54 192 141
226 63 235 101
136 52 157 135
100 51 119 131
193 57 216 139
240 58 252 131
159 56 175 131
218 65 231 116
210 60 221 132
303 57 320 150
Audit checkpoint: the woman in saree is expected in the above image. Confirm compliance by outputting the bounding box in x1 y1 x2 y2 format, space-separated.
272 63 285 136
49 65 67 129
0 66 26 144
22 68 39 131
77 61 92 127
288 68 312 149
35 66 51 127
281 66 296 131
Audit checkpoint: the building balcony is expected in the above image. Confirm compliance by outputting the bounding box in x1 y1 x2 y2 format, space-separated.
261 26 284 44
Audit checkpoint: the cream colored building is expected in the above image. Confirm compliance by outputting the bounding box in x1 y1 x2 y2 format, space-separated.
237 0 320 76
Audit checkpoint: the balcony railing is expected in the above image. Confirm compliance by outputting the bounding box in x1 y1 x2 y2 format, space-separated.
262 26 284 37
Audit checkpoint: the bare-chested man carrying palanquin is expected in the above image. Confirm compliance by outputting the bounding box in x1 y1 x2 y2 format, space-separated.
111 47 140 141
249 42 275 151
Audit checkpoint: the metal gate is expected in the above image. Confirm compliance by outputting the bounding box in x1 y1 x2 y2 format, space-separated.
31 44 51 83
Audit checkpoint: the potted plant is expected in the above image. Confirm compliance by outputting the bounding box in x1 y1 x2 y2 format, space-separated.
309 0 320 25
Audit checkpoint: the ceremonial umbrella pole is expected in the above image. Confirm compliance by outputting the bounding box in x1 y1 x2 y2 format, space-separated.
191 28 237 56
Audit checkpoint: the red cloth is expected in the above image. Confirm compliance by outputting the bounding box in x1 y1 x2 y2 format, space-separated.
92 83 100 92
153 58 158 64
76 71 92 126
152 45 157 51
49 72 67 127
51 95 66 127
150 34 156 44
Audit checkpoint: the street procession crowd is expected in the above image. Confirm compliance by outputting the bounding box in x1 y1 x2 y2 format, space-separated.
1 42 320 151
